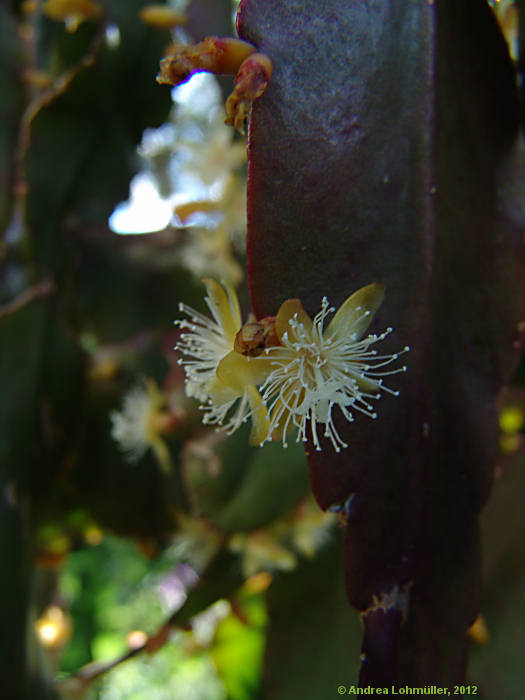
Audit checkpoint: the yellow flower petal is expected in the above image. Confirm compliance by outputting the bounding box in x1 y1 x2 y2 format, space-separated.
205 375 240 404
144 377 165 412
275 299 313 343
151 436 172 475
202 277 241 342
354 375 382 394
326 283 385 341
216 350 271 395
215 353 270 444
246 385 270 445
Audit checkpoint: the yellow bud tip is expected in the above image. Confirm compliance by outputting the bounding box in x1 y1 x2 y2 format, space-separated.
139 5 186 29
157 37 256 87
467 614 490 644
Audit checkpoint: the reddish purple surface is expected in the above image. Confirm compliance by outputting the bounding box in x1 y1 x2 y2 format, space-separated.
239 0 524 685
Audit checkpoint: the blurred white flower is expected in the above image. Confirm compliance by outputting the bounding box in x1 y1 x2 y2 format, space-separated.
110 378 174 473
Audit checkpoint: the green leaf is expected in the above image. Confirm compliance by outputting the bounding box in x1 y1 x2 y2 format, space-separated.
0 300 63 698
24 0 172 272
182 425 256 520
0 302 46 480
0 4 24 232
0 4 175 692
183 423 309 532
467 448 525 698
214 440 309 533
212 592 266 700
262 537 363 698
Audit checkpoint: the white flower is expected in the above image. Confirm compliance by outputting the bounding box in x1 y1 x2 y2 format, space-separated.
175 278 239 401
175 278 270 443
110 378 173 473
179 113 246 187
177 225 243 289
259 284 409 452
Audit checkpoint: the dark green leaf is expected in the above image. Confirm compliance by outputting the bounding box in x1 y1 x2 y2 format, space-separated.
24 0 172 271
262 536 362 698
467 448 525 698
0 4 24 232
214 440 308 532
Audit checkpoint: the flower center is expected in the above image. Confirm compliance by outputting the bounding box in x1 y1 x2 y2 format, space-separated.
297 345 329 391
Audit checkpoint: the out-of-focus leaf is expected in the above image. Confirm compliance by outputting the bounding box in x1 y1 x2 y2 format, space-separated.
16 0 177 530
0 300 65 699
184 423 308 532
211 591 266 700
0 4 176 691
38 14 100 75
0 4 23 232
214 440 308 533
182 425 256 520
0 295 85 508
0 302 46 480
262 535 362 699
239 0 524 684
169 549 245 627
70 380 178 538
0 477 33 700
171 538 362 700
1 296 93 560
467 449 525 697
60 534 174 672
24 0 172 272
72 231 200 340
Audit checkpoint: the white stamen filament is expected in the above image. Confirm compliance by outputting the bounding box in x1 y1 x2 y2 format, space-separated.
175 299 252 429
259 297 409 452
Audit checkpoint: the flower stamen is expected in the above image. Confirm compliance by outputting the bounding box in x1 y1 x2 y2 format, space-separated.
258 286 409 452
